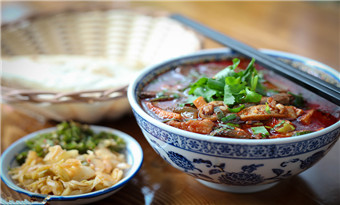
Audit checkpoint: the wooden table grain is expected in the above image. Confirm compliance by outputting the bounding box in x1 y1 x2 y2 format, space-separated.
1 1 339 205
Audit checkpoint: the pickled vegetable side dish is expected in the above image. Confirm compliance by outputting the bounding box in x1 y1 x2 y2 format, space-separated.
139 58 339 139
10 122 129 196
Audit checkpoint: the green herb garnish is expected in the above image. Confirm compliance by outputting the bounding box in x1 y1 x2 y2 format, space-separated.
271 120 285 131
15 121 126 164
292 131 313 136
265 102 271 114
219 123 236 129
189 58 263 106
225 123 240 128
221 114 237 122
271 120 295 133
251 126 270 137
228 104 245 113
276 122 295 133
188 77 224 102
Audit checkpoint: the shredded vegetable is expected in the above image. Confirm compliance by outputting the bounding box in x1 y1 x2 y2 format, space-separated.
16 121 125 164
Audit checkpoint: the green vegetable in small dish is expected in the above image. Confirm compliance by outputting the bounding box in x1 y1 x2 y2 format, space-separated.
16 121 126 164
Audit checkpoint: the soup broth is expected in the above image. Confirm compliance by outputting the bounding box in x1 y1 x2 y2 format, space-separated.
139 58 339 139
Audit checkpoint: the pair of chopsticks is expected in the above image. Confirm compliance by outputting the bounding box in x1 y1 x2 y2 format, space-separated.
170 14 340 106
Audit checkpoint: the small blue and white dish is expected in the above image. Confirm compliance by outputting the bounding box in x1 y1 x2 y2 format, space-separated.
128 48 340 193
0 126 143 205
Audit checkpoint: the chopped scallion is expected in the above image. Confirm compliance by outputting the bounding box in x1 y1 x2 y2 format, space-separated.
228 104 245 113
221 114 237 122
251 126 269 137
265 102 271 114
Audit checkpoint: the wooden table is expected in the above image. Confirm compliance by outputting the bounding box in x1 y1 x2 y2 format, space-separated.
1 1 339 205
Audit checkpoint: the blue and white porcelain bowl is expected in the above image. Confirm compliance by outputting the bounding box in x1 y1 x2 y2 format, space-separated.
0 126 143 204
128 49 340 193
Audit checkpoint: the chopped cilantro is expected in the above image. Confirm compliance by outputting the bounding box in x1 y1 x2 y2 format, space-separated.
214 58 240 80
188 58 263 106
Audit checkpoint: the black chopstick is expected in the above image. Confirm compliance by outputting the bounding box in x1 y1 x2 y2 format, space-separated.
170 14 340 106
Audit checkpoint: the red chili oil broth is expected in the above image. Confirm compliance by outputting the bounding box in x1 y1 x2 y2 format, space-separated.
139 58 339 139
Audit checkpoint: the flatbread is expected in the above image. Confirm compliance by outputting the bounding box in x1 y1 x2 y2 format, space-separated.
2 55 140 92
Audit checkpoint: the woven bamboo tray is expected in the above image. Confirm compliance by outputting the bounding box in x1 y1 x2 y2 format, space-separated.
1 9 203 123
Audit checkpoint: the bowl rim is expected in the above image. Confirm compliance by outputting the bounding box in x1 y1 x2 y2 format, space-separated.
127 48 340 145
0 125 144 201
